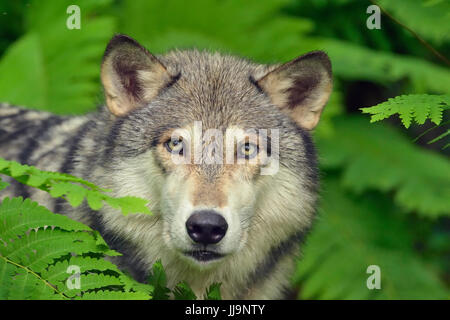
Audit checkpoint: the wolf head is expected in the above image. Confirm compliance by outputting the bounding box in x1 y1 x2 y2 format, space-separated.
99 34 332 269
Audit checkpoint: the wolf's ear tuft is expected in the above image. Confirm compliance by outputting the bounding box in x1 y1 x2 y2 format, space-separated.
101 34 172 116
256 51 332 130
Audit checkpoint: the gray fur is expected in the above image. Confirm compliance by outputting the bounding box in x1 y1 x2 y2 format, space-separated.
0 35 332 299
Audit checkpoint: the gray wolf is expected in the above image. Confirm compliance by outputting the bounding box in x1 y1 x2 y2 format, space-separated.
0 34 332 299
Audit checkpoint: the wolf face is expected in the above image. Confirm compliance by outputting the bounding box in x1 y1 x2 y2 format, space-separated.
99 35 331 273
0 34 332 298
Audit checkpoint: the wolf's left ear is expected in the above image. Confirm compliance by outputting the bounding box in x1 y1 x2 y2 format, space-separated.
101 34 173 116
256 51 332 130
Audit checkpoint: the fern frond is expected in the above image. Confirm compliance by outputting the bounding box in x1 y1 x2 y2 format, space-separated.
361 94 450 128
0 196 154 300
0 158 151 216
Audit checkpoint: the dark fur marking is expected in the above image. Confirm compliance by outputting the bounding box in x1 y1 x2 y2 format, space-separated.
59 120 95 174
239 230 307 299
103 117 126 162
152 152 167 175
18 116 63 165
249 75 264 93
15 182 32 200
94 224 149 283
16 116 64 198
297 127 319 186
164 72 181 91
286 74 320 110
0 109 27 120
54 120 95 213
0 125 34 145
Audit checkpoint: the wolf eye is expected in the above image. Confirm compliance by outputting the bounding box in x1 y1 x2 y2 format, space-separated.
165 138 184 155
238 142 259 159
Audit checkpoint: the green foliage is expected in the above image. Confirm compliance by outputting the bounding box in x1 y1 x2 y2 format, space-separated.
361 94 450 128
204 283 223 300
0 0 115 114
146 260 171 300
147 260 223 300
317 116 450 218
0 158 151 216
294 179 448 299
0 197 153 300
0 0 448 300
173 282 198 300
315 38 450 94
376 0 450 44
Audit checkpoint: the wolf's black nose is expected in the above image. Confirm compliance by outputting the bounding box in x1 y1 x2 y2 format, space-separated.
186 211 228 245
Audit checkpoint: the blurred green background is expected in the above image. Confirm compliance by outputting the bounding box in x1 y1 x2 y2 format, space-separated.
0 0 448 299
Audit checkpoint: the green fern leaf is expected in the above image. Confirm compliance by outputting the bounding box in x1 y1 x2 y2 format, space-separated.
104 195 151 216
0 197 90 243
119 273 154 295
0 258 17 299
0 158 151 216
146 260 171 300
361 94 449 128
41 256 122 285
204 283 222 300
1 228 112 273
429 102 445 125
173 281 197 300
0 196 154 300
59 274 123 297
5 268 57 300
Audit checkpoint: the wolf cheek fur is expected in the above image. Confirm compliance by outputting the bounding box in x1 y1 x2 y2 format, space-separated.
0 34 332 299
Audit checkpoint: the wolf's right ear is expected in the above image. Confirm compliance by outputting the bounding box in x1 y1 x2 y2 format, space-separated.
255 51 332 130
101 34 173 116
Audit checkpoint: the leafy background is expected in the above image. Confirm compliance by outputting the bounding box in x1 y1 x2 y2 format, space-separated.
0 0 448 299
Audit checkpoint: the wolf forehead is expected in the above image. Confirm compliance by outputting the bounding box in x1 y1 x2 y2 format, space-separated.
137 50 283 129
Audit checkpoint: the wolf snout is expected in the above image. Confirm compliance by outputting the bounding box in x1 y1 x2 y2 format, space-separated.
186 210 228 245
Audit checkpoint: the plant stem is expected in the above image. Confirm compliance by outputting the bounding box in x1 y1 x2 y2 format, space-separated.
369 0 450 66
